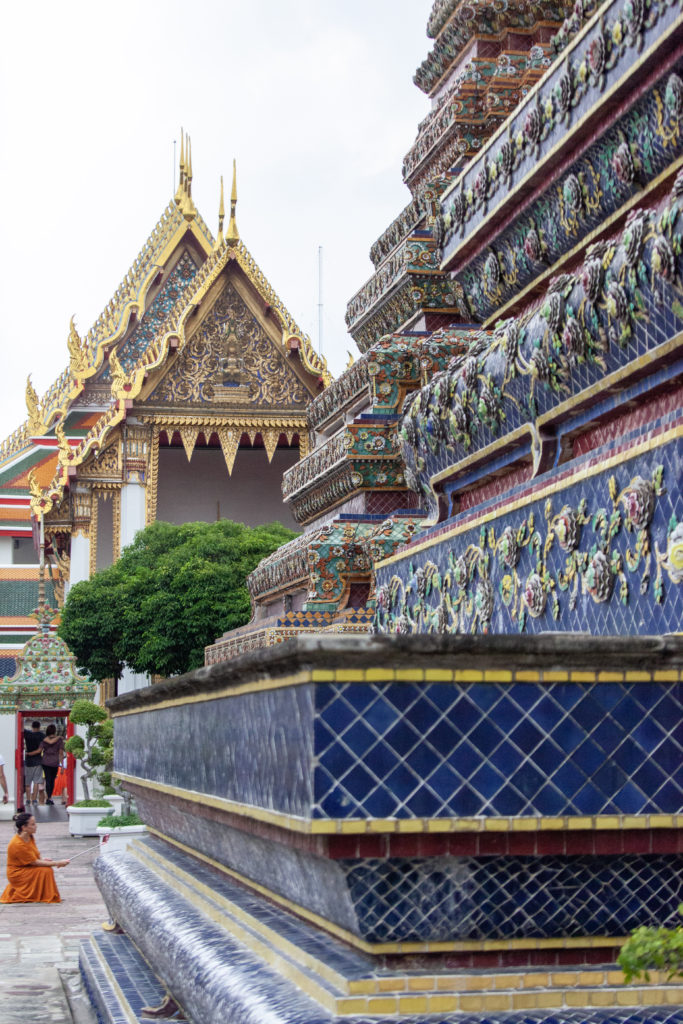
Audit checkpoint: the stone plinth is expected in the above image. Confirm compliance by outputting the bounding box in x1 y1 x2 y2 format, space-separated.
84 634 683 1023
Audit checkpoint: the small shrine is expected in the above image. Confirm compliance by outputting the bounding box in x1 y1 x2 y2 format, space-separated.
0 523 94 806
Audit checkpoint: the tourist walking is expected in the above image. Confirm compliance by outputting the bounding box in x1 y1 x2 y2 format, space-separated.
0 811 69 903
39 725 64 805
23 720 45 806
0 752 8 804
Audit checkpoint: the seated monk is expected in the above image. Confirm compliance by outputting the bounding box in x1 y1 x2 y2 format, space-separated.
1 811 69 903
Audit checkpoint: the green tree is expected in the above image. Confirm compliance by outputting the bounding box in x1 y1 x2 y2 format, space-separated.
59 519 296 681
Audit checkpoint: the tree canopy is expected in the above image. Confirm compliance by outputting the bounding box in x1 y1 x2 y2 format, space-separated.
58 519 296 681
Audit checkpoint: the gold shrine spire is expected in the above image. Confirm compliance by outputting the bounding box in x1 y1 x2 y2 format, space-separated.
226 159 239 243
174 128 196 221
216 175 225 249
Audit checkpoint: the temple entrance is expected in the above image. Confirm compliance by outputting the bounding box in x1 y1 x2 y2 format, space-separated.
156 432 299 529
16 710 75 809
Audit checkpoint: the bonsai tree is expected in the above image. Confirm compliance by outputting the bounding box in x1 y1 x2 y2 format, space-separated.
65 699 112 802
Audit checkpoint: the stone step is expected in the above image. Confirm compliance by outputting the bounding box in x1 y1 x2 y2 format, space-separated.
124 838 683 1019
81 926 683 1024
80 933 190 1024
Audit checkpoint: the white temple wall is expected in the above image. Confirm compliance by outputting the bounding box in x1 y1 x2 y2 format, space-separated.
69 533 90 590
0 715 16 814
117 667 150 696
120 482 146 550
157 447 299 529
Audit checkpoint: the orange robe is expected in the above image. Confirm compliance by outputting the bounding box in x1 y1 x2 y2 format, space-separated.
1 834 61 903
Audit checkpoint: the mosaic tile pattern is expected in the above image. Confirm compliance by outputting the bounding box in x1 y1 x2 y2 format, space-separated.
313 678 682 820
115 667 681 823
100 250 198 378
115 685 315 817
341 854 683 943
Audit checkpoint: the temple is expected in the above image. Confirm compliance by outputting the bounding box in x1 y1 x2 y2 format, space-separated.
88 1 683 1022
0 137 329 799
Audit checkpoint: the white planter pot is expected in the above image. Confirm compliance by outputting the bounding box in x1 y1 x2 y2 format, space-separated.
67 803 113 837
101 795 124 815
96 824 147 854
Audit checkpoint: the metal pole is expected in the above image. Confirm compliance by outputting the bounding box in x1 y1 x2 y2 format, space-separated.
318 245 323 357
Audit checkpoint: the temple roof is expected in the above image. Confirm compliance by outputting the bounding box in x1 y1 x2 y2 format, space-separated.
0 136 331 521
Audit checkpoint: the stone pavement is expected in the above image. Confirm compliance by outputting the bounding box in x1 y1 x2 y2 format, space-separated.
0 806 108 1023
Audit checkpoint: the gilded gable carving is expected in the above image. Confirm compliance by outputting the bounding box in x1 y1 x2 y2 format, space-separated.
147 281 308 408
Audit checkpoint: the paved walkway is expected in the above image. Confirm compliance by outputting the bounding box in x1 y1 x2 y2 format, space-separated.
0 806 107 1023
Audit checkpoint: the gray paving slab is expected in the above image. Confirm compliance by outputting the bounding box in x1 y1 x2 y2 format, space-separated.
0 810 108 1023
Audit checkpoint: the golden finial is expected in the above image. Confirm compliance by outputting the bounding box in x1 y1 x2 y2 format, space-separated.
216 175 225 249
187 135 192 197
174 128 186 205
346 350 356 368
226 159 239 242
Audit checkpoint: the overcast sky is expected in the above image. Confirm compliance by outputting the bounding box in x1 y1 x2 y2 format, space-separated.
0 1 434 442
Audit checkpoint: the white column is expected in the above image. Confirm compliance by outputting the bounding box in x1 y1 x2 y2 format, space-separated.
0 715 17 815
120 482 146 550
69 531 90 589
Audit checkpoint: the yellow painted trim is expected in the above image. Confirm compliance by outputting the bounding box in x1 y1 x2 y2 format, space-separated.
114 775 683 835
379 423 683 566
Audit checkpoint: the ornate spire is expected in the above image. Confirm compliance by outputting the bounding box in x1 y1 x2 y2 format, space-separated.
175 129 186 206
226 159 239 243
173 128 196 220
216 175 225 249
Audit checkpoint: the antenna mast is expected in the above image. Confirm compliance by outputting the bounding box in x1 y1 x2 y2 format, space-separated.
317 245 323 357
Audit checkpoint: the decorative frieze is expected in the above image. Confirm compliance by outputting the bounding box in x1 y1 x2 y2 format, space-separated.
402 173 683 515
441 0 683 265
414 0 575 96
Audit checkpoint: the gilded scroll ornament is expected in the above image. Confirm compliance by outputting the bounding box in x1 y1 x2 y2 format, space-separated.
68 317 90 377
148 281 308 408
25 376 46 437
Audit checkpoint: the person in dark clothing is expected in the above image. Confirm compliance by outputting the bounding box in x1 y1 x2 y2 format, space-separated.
39 726 64 806
23 721 45 807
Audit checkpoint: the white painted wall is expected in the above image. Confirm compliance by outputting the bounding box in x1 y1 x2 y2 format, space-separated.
157 447 299 529
69 533 90 590
120 482 146 549
117 667 150 695
0 714 16 814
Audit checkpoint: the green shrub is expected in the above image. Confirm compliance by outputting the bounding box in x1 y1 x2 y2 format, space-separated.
97 812 144 828
618 905 683 983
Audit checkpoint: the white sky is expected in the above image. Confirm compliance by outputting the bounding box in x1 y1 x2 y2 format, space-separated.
0 0 434 442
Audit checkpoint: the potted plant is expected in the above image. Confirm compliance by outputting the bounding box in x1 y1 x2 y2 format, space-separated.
64 699 115 836
96 809 146 853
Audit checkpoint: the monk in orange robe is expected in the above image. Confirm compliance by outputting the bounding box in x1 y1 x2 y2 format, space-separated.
1 811 69 903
